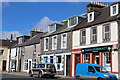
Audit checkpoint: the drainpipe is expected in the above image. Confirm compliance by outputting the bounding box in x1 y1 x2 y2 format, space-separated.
117 15 120 78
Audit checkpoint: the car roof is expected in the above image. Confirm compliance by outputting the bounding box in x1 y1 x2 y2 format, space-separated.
77 63 102 67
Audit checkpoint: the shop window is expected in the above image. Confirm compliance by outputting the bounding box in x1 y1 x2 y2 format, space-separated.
84 54 90 63
56 56 61 63
0 50 4 56
44 57 48 63
32 59 36 68
91 27 97 43
103 24 110 42
80 29 86 45
103 52 111 64
50 56 53 63
57 64 60 70
24 60 28 70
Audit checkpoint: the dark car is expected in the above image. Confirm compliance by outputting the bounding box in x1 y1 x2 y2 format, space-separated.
29 63 56 78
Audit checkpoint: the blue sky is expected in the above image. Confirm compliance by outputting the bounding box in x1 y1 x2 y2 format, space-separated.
2 2 112 39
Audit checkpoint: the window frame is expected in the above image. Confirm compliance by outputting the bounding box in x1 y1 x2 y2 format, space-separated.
48 24 56 32
88 12 94 22
61 33 67 49
80 29 86 45
103 24 110 42
52 35 57 50
91 27 97 43
44 37 49 51
110 4 119 16
68 16 78 27
0 49 4 56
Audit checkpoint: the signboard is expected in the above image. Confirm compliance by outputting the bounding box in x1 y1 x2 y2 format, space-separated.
82 46 111 53
45 50 65 54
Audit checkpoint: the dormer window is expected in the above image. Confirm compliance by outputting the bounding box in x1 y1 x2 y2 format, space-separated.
68 17 78 27
110 4 118 16
48 24 56 32
18 37 22 44
88 12 94 22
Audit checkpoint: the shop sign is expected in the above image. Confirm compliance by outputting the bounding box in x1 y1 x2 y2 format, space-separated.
82 46 111 53
46 50 65 54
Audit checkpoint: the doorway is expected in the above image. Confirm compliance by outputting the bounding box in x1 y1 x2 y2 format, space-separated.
66 55 71 76
2 60 6 71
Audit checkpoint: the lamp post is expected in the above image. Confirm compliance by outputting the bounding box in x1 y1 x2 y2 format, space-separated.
8 34 13 73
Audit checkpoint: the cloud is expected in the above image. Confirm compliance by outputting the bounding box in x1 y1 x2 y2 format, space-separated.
0 31 21 40
2 2 10 8
34 16 54 32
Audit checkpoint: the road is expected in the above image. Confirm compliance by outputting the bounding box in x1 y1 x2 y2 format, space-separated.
1 73 96 80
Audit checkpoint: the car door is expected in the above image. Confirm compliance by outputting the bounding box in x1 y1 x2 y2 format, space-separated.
87 66 96 78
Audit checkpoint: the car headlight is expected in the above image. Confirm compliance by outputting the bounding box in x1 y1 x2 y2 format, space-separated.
104 74 109 78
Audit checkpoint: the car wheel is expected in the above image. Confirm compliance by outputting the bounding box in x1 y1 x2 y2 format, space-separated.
49 75 55 78
29 71 33 77
76 75 81 79
97 77 102 80
38 72 42 78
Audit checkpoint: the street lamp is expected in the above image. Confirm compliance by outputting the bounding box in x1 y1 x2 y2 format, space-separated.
8 34 13 73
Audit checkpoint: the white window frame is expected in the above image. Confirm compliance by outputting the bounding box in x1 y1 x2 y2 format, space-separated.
91 27 97 41
61 33 67 49
68 17 78 27
44 37 49 51
110 4 119 16
52 35 57 50
104 24 110 40
48 24 56 32
80 29 86 44
24 59 28 71
88 12 94 22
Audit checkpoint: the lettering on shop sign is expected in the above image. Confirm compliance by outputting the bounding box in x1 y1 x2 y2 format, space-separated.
82 46 111 53
46 50 65 54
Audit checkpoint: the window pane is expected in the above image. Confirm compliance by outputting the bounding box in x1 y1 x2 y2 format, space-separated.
113 5 116 14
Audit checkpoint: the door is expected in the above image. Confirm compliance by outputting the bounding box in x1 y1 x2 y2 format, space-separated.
2 60 6 71
29 61 31 71
66 55 71 76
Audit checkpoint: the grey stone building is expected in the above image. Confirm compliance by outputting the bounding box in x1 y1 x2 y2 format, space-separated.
40 15 85 76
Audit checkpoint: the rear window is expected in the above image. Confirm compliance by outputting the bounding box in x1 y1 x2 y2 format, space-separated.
47 64 55 69
36 64 45 68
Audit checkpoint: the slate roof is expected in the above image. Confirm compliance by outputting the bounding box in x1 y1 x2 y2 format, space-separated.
0 39 17 47
73 5 120 30
24 32 45 46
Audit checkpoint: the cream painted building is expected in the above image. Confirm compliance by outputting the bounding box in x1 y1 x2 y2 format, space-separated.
71 2 119 77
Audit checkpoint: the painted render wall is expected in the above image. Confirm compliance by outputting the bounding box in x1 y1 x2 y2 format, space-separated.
72 21 118 49
0 46 9 71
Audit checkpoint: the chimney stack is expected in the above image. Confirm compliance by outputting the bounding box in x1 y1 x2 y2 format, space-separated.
87 1 108 12
30 28 43 37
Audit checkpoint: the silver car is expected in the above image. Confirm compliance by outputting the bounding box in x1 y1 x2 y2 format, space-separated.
29 63 56 78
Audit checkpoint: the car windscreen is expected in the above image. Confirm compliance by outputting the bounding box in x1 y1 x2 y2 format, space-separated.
36 64 45 68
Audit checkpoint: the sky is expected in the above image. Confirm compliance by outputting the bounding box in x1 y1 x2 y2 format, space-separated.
2 2 112 39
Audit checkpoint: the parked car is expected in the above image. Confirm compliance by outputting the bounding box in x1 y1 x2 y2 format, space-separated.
76 63 117 80
29 63 56 78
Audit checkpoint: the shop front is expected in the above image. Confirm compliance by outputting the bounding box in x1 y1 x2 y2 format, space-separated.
71 45 118 77
41 50 71 76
